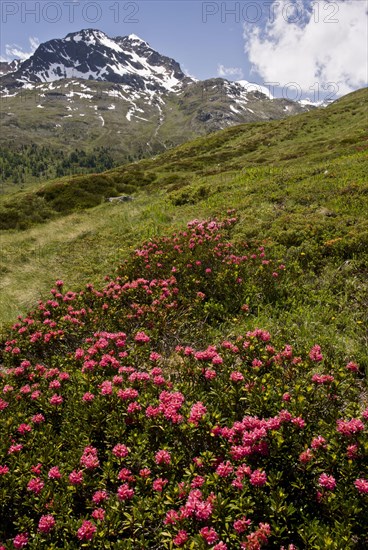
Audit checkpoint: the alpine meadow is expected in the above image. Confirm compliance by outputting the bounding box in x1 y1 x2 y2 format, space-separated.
0 25 367 550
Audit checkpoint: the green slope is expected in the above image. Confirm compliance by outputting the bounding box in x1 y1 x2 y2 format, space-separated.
0 88 367 367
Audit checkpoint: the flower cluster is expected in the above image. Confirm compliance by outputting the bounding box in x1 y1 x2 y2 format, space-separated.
0 217 366 548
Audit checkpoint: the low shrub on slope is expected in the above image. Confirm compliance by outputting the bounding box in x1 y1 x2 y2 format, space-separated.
0 217 367 549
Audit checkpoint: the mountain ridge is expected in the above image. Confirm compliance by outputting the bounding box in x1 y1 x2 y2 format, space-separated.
0 29 321 187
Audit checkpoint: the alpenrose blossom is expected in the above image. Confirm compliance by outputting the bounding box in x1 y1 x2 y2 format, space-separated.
233 516 252 533
336 418 365 436
354 478 368 494
318 473 336 491
77 520 96 541
152 478 168 492
112 443 129 458
173 530 188 547
92 490 108 504
249 469 267 487
309 344 323 362
48 466 62 479
13 533 28 549
346 361 359 372
27 477 44 494
49 394 63 406
38 514 56 534
117 484 134 500
92 508 105 521
69 470 84 485
200 526 218 544
155 449 171 465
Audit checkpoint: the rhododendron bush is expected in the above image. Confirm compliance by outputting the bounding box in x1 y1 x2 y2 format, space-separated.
0 216 367 549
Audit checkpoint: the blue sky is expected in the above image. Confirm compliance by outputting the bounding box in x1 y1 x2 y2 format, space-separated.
1 0 367 100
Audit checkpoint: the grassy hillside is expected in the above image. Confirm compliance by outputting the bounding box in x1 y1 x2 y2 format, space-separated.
0 216 367 549
0 88 367 549
0 88 367 360
0 78 311 189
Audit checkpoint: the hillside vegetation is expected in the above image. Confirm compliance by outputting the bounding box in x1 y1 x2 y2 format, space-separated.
0 87 367 549
1 216 367 549
1 88 367 356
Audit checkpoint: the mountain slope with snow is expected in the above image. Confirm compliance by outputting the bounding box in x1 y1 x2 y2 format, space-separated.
0 29 316 183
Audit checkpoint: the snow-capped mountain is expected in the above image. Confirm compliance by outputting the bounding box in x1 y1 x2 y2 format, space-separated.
2 29 191 93
0 59 21 77
0 29 316 163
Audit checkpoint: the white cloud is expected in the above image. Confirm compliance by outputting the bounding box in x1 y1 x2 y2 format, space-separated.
243 0 368 97
217 64 244 80
3 36 40 61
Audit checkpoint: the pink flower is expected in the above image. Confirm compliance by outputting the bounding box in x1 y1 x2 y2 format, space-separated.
318 473 336 491
155 450 171 465
31 413 45 424
134 331 150 343
216 461 233 478
0 465 10 475
69 470 84 485
311 436 327 450
164 509 179 525
118 468 134 482
38 514 55 534
282 392 291 402
205 369 217 379
31 463 42 475
8 444 23 454
0 399 9 411
346 361 359 373
92 490 108 504
311 374 334 384
299 449 313 463
230 371 244 382
250 470 267 487
139 468 151 478
112 444 129 458
48 466 62 480
117 388 139 401
337 418 364 436
31 390 41 400
233 516 252 533
117 484 134 500
99 381 113 395
354 478 368 494
347 444 358 459
153 477 168 492
309 345 323 362
189 402 207 425
173 530 188 547
13 533 28 548
17 424 32 435
92 508 105 521
200 527 218 544
127 401 142 414
49 394 63 406
82 392 95 402
77 520 96 541
291 417 306 429
191 476 205 488
213 543 228 550
80 446 100 469
27 477 44 494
